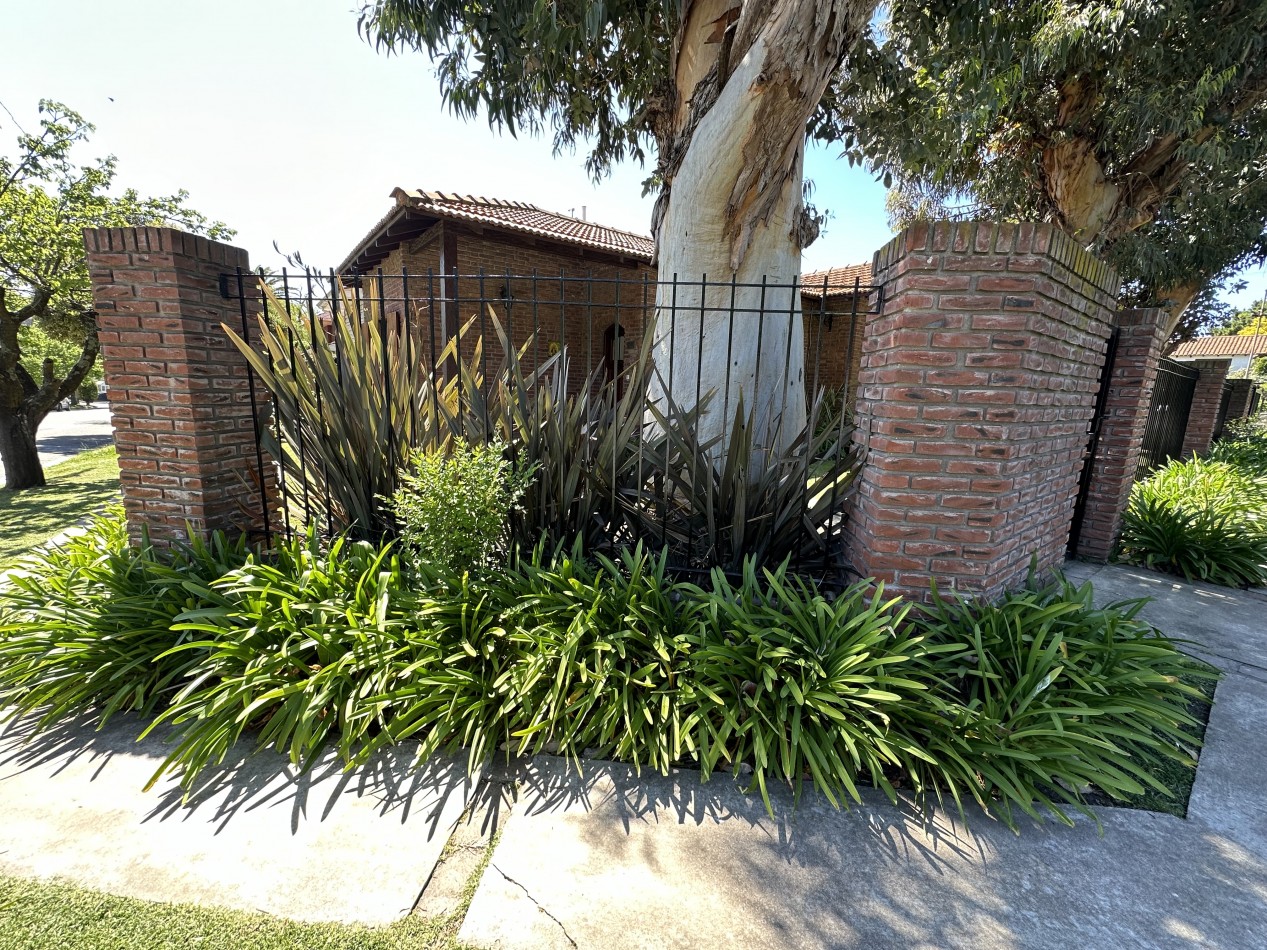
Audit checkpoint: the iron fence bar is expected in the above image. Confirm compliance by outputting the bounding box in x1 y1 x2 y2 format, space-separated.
261 267 292 538
235 267 272 547
377 269 395 487
280 269 312 529
402 267 416 446
303 269 335 538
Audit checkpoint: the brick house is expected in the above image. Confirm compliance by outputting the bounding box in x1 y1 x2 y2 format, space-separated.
339 189 871 402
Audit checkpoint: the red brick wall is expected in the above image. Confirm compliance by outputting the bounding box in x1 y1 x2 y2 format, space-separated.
845 221 1119 600
83 227 273 545
1224 378 1258 425
1182 359 1232 457
1073 308 1169 561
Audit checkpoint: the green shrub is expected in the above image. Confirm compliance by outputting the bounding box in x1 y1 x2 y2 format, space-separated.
501 542 702 773
0 508 250 732
142 532 426 789
390 439 533 574
1118 457 1267 586
1208 433 1267 476
687 561 933 811
911 574 1213 826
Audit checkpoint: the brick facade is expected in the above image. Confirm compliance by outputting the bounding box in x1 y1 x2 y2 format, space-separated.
1222 377 1257 429
84 227 272 546
845 221 1118 600
360 220 864 405
1073 308 1170 561
1182 359 1232 457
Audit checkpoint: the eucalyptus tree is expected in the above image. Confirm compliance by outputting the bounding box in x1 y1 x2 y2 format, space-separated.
0 100 230 490
825 0 1267 329
360 0 879 454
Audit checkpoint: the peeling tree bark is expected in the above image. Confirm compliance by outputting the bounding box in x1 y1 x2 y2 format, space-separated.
647 0 876 464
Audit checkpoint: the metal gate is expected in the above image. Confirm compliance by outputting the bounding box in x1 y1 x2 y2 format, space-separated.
1068 328 1119 554
1137 358 1199 474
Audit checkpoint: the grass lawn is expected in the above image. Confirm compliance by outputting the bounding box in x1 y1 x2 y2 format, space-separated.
0 446 119 569
0 876 464 950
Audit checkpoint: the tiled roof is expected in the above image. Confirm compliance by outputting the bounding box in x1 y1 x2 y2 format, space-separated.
800 262 873 297
1171 335 1267 359
398 189 654 259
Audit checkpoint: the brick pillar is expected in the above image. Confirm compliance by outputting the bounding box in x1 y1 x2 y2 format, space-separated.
1223 378 1256 424
1182 359 1232 457
1073 308 1169 562
844 221 1118 601
84 227 272 546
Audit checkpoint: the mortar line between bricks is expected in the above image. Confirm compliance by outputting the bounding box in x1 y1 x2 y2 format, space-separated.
492 861 579 948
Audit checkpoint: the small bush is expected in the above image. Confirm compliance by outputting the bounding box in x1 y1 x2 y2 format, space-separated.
143 532 425 789
1208 433 1267 476
688 561 933 811
1118 457 1267 587
390 439 533 574
0 508 250 731
502 542 702 772
911 574 1213 826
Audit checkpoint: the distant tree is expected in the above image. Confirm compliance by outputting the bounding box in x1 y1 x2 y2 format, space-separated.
1212 300 1267 336
825 0 1267 332
358 0 878 454
0 100 231 491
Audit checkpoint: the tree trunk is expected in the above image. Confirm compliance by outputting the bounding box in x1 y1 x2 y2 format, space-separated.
0 408 45 490
648 0 875 464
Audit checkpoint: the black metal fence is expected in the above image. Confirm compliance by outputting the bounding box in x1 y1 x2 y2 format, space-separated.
220 268 879 578
1137 357 1199 474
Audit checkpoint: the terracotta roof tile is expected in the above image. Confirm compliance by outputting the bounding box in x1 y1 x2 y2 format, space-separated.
1171 335 1267 359
800 262 873 297
395 189 655 260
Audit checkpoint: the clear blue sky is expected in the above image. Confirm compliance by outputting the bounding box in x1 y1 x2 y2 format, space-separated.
2 0 1262 309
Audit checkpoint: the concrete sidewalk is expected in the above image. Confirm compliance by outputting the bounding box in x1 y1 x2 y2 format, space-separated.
459 562 1267 950
0 711 479 924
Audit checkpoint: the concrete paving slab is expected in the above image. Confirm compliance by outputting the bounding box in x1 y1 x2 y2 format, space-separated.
0 710 479 924
460 757 1267 950
1189 674 1267 860
1062 562 1267 678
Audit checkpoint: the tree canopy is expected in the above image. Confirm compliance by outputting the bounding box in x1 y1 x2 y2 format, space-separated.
359 0 677 178
824 0 1267 316
0 99 231 489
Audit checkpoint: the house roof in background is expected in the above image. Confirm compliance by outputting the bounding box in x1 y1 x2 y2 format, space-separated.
340 189 655 273
801 262 874 297
339 189 877 289
1171 335 1267 359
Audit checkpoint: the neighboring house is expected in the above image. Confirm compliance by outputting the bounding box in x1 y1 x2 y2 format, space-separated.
1171 335 1267 375
339 188 872 400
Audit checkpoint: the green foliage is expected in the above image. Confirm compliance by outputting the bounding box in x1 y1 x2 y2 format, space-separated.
0 516 1210 828
0 99 230 487
912 575 1214 826
0 507 250 732
687 561 930 812
634 392 862 570
1119 457 1267 587
0 445 119 568
1210 432 1267 473
501 542 703 774
228 285 446 537
141 533 422 789
829 1 1267 295
358 1 676 176
390 439 533 574
17 323 102 397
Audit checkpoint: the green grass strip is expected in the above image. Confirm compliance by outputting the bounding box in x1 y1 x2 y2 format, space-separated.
0 446 120 570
